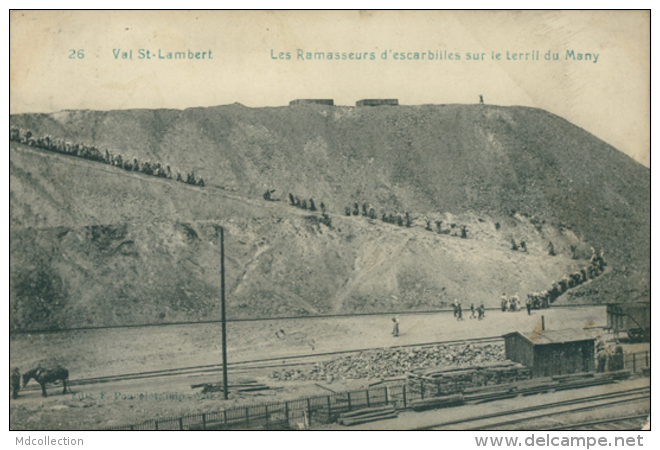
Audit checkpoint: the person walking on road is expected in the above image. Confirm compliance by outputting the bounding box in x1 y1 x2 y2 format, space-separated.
478 303 485 320
391 317 400 337
470 303 476 319
509 293 519 312
10 368 21 399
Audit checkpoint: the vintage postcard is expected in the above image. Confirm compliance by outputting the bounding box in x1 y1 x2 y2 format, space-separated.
8 10 650 437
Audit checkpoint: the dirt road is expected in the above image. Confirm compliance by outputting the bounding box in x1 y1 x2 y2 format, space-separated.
11 306 607 380
13 305 643 430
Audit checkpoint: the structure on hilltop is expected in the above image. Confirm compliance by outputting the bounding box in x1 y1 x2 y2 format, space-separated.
356 99 399 107
289 99 334 106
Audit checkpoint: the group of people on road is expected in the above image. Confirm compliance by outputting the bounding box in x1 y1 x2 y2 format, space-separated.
454 298 485 321
500 292 537 315
389 297 487 337
500 293 521 313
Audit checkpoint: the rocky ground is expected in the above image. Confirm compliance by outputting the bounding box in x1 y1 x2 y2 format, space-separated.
270 343 505 382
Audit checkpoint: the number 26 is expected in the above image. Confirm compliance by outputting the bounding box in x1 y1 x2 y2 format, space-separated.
69 49 84 59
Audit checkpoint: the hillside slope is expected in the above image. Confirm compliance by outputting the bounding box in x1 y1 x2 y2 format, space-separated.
9 104 650 330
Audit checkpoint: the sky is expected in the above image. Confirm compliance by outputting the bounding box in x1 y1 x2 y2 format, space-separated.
9 10 650 167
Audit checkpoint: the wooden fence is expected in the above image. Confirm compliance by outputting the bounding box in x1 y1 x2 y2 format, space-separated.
101 381 451 431
100 351 650 431
624 350 650 373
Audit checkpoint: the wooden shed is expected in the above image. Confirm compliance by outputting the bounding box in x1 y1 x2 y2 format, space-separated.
503 329 596 378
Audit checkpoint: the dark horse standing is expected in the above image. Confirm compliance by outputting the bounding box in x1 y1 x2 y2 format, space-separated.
22 366 69 397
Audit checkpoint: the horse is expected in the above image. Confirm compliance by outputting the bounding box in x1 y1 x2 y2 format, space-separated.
22 366 69 397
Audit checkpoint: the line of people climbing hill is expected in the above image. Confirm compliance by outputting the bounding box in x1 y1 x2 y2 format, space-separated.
287 193 325 214
340 201 470 238
525 249 607 310
424 219 468 238
9 127 205 187
345 202 413 228
280 191 332 227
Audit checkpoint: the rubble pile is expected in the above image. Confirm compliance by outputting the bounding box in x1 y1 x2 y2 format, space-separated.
269 343 505 382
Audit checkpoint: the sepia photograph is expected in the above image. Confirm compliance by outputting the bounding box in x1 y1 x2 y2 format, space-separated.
8 10 650 437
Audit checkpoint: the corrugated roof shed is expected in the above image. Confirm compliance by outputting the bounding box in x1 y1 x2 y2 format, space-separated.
503 329 597 377
504 329 596 345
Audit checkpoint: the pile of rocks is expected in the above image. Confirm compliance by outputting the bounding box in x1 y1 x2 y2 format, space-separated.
269 343 505 382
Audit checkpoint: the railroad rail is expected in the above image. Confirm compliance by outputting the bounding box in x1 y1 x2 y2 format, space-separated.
20 335 504 392
413 386 650 430
547 414 649 431
10 304 604 335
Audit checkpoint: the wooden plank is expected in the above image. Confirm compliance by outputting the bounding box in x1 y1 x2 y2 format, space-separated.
382 375 408 382
315 383 337 394
554 379 615 392
421 360 521 374
552 372 595 382
462 383 516 395
338 405 395 419
405 372 436 382
193 382 263 390
411 394 465 411
339 410 397 424
340 412 398 426
513 377 555 388
468 392 519 404
235 385 270 392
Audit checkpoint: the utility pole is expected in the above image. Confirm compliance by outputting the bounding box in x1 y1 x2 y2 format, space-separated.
221 226 228 399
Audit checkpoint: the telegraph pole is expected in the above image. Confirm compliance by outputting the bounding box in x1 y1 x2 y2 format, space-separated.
220 226 229 399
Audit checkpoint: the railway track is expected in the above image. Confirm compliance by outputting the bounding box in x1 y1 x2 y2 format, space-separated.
21 335 504 391
413 386 650 430
547 414 649 431
11 304 604 335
